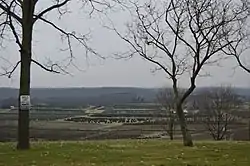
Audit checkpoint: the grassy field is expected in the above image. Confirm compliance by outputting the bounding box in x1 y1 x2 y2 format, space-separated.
0 140 249 166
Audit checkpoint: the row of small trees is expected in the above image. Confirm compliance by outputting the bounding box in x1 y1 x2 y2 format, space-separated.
1 0 250 149
157 86 242 141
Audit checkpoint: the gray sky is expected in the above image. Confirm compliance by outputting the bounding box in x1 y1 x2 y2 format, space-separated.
0 1 250 88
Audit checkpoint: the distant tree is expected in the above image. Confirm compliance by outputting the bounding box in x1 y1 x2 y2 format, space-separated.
156 88 177 140
0 0 119 150
199 86 241 140
110 0 248 146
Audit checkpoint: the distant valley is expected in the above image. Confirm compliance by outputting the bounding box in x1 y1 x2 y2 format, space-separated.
0 87 250 108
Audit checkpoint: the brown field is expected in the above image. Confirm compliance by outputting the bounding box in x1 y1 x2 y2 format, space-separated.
0 111 249 142
0 120 249 142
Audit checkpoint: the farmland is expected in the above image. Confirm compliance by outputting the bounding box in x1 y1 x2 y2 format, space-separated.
0 105 249 142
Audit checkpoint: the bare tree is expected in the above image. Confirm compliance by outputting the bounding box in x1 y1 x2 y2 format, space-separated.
199 86 241 140
109 0 248 146
0 0 120 150
156 88 176 140
221 0 250 74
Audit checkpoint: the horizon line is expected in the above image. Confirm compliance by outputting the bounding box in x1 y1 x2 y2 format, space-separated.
0 86 249 89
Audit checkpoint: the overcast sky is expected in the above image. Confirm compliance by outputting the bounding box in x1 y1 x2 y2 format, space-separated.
0 0 250 88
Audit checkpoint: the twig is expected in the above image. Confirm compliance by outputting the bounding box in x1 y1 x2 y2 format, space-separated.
0 60 20 78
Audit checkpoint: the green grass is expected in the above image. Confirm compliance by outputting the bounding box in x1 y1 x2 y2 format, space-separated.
0 140 250 166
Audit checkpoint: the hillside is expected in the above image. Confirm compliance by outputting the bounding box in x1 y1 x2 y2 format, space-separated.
0 87 250 108
0 87 158 107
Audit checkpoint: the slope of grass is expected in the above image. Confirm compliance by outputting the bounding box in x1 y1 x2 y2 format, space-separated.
0 140 249 166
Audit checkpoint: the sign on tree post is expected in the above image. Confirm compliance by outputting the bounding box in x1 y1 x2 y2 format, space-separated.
20 95 31 110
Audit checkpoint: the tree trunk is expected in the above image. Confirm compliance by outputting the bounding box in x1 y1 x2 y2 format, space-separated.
17 54 31 150
169 116 174 140
176 104 193 146
169 126 174 140
17 0 34 150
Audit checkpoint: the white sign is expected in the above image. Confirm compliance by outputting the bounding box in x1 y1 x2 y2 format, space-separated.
20 95 31 110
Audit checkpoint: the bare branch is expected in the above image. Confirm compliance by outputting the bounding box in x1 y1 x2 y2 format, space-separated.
0 0 21 23
31 59 60 74
0 60 20 78
33 0 70 23
235 54 250 73
34 16 102 60
0 0 116 78
8 0 21 49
